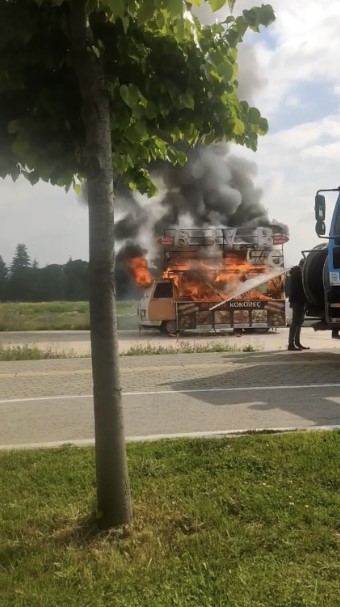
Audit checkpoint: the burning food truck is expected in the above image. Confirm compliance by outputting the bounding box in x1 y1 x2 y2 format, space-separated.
130 226 289 335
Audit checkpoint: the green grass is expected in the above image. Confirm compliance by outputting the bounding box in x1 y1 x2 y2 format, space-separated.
0 300 138 331
0 340 258 360
1 432 340 606
0 345 81 361
122 340 258 356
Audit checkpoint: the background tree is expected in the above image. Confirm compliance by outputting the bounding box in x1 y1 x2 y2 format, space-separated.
38 264 67 301
0 256 8 301
0 0 275 527
10 244 31 274
64 259 89 300
8 244 32 301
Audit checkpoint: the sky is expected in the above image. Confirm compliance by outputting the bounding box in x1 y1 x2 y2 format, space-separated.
1 0 340 267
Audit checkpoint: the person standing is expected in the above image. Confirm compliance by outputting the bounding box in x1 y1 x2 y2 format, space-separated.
288 260 310 351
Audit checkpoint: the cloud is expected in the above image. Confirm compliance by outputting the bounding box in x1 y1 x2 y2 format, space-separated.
253 1 340 118
234 112 340 265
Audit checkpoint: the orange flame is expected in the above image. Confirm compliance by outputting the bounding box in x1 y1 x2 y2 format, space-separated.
129 255 284 301
129 257 154 287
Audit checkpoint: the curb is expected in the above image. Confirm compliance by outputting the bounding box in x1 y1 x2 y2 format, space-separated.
1 425 340 451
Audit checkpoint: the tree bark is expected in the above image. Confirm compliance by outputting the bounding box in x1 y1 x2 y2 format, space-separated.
69 0 131 528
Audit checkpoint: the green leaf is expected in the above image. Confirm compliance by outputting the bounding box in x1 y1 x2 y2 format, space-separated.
232 117 245 136
105 0 126 18
257 117 268 134
258 4 276 26
226 16 248 46
120 84 140 109
166 147 179 164
73 181 81 195
227 0 236 11
241 5 276 32
223 15 235 24
248 107 261 123
218 60 233 83
124 119 146 143
145 103 157 120
185 0 201 6
137 1 155 22
176 150 187 165
167 0 183 16
179 93 195 110
208 0 226 12
203 131 218 145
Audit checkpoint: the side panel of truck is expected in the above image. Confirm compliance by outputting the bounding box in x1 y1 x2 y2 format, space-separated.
176 299 286 331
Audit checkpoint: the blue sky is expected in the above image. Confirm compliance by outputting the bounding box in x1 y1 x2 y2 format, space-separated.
1 0 340 267
269 82 340 133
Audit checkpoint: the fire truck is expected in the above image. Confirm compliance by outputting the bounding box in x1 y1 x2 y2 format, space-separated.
137 226 289 334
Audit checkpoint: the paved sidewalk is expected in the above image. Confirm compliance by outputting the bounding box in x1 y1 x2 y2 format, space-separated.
1 350 340 401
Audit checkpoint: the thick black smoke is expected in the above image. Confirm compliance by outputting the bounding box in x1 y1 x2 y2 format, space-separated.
150 144 269 235
115 143 272 250
114 186 149 241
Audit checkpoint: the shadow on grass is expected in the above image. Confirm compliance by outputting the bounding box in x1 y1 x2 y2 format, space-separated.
51 512 134 548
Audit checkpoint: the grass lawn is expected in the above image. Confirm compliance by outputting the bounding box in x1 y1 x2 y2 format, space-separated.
1 432 340 606
0 300 138 331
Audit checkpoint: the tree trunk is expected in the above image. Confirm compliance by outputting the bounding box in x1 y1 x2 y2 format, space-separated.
69 0 131 528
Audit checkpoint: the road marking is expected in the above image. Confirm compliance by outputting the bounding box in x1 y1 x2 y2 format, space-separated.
1 382 340 405
1 424 340 450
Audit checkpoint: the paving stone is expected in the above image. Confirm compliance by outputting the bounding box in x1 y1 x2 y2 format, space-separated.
0 350 339 402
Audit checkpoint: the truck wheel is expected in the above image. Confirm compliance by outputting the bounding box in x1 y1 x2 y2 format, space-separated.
161 320 178 335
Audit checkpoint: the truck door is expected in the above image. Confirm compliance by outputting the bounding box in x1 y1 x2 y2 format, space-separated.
148 281 176 321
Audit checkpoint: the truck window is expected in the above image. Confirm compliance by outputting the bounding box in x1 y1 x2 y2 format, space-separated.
153 282 173 298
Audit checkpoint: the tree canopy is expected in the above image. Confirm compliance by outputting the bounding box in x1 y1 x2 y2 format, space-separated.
0 0 274 194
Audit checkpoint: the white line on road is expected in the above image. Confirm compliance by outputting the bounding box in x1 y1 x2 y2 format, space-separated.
1 382 340 405
1 424 340 450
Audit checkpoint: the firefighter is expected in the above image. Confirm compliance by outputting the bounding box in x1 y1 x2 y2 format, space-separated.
288 259 310 351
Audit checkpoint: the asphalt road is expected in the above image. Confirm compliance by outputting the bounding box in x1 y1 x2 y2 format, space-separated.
1 349 340 448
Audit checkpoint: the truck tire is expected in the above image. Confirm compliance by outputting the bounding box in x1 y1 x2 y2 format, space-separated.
160 320 178 335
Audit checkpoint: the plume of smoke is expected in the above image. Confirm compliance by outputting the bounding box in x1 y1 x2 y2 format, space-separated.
151 144 269 234
114 187 149 241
